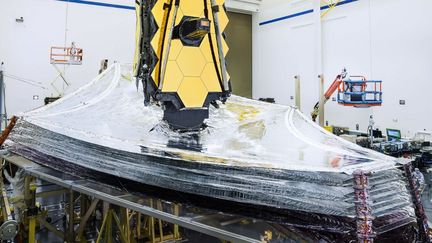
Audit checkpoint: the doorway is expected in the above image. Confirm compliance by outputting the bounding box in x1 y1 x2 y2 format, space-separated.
225 12 252 98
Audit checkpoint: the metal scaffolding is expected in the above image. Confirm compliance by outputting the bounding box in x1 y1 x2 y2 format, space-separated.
0 153 263 243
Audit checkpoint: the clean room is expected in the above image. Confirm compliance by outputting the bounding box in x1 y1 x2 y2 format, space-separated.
0 0 431 242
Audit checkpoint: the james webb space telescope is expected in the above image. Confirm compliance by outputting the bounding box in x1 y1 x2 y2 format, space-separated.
133 0 231 131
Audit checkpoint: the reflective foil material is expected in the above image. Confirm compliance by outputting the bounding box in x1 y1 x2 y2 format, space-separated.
4 64 418 236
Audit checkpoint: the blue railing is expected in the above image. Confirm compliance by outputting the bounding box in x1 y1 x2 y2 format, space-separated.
337 80 382 107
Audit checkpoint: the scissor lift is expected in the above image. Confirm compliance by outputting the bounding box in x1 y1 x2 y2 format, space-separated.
50 44 83 65
49 42 83 96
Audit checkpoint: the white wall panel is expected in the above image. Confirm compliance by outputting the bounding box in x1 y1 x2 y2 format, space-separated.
253 0 432 136
0 0 135 116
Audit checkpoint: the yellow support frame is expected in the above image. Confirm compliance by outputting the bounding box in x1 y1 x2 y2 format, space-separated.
24 176 37 243
1 160 183 243
28 216 36 243
96 209 129 243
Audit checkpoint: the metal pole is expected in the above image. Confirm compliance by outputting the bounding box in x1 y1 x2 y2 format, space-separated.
25 177 37 243
173 204 179 239
150 199 156 243
156 200 164 240
210 0 229 91
68 190 74 243
313 1 323 78
159 0 180 91
314 2 324 127
136 212 141 239
318 75 325 127
294 75 301 111
75 198 99 241
0 62 4 131
53 64 71 86
102 202 112 243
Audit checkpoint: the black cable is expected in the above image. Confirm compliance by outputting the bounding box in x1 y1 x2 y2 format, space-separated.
157 0 175 87
3 73 43 84
3 74 47 90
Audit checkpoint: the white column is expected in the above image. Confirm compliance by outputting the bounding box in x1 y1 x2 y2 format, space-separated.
313 1 324 126
314 1 323 75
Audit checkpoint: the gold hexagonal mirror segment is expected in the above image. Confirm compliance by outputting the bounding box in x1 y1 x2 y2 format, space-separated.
161 61 184 92
177 77 208 108
176 47 207 77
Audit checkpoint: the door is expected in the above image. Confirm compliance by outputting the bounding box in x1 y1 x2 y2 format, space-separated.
225 12 252 98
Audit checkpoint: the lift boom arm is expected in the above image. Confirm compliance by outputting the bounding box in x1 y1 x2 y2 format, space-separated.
311 70 347 122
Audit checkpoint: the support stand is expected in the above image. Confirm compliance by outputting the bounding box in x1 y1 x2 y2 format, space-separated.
294 75 301 111
0 63 7 131
318 75 325 127
50 64 71 96
49 43 83 96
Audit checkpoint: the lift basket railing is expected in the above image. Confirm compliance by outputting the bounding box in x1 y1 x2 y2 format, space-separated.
337 77 382 107
50 46 83 65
